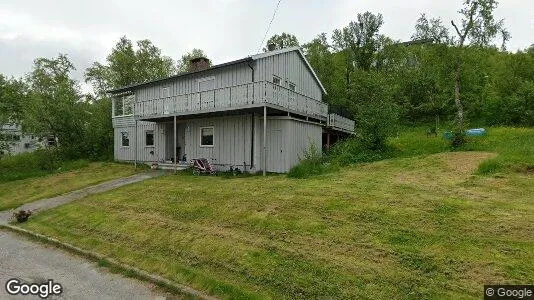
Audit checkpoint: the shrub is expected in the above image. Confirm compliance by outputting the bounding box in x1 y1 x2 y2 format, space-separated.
288 143 333 178
329 137 397 166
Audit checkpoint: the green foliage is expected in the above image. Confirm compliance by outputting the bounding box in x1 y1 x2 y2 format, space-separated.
0 149 88 183
288 143 332 178
263 33 299 51
176 48 211 73
85 36 177 96
348 70 399 150
329 137 396 166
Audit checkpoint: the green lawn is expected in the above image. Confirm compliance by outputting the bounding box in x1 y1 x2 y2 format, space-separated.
19 127 534 299
0 162 140 211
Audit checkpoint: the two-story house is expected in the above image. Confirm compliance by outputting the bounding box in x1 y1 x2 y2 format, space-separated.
108 47 354 173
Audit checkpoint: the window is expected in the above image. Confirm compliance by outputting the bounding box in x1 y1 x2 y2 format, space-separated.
113 94 134 117
198 77 215 92
288 82 296 91
200 127 214 147
161 87 170 98
121 132 130 147
273 76 281 85
145 130 154 146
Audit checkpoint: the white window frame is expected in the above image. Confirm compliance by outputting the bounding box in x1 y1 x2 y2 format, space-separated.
199 126 214 148
113 94 134 117
273 75 281 86
121 132 130 147
145 130 154 147
288 82 296 91
197 76 215 92
161 86 170 98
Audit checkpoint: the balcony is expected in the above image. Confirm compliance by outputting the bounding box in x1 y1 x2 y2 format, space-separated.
327 113 355 133
133 81 328 120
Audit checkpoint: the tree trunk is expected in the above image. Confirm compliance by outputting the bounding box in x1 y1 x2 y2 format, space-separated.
454 57 464 131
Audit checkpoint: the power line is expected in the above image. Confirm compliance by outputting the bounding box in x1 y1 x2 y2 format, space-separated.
257 0 283 53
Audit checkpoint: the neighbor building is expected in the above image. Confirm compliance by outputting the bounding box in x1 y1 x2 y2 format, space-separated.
108 47 354 173
0 124 45 156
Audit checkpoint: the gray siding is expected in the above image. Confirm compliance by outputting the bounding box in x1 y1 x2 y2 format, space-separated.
254 117 322 173
135 62 253 102
113 116 165 162
185 115 253 170
254 51 323 101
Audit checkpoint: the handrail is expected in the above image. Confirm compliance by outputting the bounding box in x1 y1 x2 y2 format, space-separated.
134 81 328 119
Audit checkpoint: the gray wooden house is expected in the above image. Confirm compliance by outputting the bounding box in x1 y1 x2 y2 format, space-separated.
109 47 354 173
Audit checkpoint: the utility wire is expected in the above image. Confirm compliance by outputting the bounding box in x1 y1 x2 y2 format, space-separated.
257 0 283 53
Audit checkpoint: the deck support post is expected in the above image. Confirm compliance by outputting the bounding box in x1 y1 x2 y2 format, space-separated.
134 119 138 168
173 115 177 172
263 106 267 176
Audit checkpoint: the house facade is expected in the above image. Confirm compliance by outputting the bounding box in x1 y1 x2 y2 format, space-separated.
0 124 46 157
109 47 354 173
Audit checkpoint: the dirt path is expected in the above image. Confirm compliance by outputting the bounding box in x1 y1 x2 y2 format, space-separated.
0 171 164 225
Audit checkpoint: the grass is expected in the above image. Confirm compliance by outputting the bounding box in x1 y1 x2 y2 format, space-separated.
0 162 140 211
18 127 534 299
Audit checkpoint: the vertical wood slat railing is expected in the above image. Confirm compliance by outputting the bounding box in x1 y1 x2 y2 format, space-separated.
327 113 355 132
134 81 328 119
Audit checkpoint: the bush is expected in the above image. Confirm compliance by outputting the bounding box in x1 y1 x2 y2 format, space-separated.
329 137 397 166
0 149 88 182
288 143 333 178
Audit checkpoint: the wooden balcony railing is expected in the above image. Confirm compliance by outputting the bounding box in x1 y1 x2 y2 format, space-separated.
133 81 328 119
327 113 355 133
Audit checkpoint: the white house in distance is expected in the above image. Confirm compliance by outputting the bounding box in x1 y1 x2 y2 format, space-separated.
108 47 354 173
0 124 45 156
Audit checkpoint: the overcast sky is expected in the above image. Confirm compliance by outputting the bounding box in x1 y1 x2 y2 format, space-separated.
1 0 532 93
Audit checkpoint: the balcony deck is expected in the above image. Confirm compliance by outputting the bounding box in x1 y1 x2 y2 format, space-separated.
133 81 328 121
327 113 355 133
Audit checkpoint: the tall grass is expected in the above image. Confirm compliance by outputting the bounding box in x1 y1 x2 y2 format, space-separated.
289 127 534 178
0 149 89 183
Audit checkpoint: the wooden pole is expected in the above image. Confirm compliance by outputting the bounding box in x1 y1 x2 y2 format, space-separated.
263 106 267 176
173 115 177 172
134 119 138 168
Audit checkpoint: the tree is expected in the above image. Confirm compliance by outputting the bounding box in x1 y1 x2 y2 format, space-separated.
332 12 384 71
177 48 211 73
85 36 176 97
412 14 453 44
24 54 86 157
0 75 27 154
449 0 509 131
263 33 299 51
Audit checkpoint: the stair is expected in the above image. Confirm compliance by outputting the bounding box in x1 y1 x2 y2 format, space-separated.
154 162 189 171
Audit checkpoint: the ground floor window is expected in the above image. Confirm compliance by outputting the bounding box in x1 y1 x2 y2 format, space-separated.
121 132 129 147
145 130 154 146
200 126 214 147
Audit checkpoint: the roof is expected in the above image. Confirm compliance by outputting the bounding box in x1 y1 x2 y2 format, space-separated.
107 47 327 95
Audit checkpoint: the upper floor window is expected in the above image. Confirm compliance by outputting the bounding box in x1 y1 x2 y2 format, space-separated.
288 82 296 91
198 77 215 92
161 87 170 98
273 76 281 86
114 94 134 117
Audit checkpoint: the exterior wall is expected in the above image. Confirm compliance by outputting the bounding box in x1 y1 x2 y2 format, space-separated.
112 116 165 163
254 51 323 101
185 115 253 171
254 117 322 173
0 125 44 156
135 62 253 102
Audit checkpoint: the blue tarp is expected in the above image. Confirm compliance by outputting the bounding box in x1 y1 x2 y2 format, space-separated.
444 128 487 139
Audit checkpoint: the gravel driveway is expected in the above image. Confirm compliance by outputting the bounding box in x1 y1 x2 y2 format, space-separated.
0 230 171 299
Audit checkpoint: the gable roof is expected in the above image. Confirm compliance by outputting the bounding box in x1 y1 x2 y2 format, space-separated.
251 47 326 94
108 47 327 95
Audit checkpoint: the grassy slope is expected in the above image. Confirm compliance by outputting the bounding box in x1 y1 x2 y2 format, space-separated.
0 162 139 211
20 128 534 299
